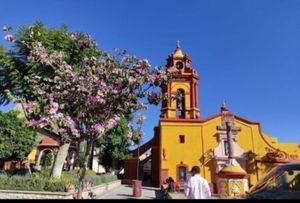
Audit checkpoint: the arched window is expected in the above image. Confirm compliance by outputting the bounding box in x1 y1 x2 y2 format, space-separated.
176 89 185 118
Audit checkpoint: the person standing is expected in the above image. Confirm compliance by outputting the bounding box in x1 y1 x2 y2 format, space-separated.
184 165 211 199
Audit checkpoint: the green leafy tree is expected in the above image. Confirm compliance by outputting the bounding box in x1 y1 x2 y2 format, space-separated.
97 115 137 170
0 110 37 161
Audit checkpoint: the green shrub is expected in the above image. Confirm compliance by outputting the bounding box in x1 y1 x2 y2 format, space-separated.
65 169 96 176
0 175 65 192
0 175 46 191
25 177 46 191
32 168 51 178
84 173 117 186
44 179 65 192
100 173 118 183
0 171 117 192
40 168 51 177
61 172 79 186
0 175 8 190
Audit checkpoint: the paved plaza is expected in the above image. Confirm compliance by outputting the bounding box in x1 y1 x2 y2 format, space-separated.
95 183 222 199
96 184 165 199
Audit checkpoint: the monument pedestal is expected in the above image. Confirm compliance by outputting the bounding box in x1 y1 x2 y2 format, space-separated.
217 159 249 198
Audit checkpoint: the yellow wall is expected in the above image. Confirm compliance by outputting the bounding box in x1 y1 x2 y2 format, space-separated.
160 116 222 184
159 115 300 187
160 122 203 180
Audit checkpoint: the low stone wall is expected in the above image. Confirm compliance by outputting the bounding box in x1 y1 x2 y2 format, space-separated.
0 180 121 199
0 190 73 199
82 180 121 198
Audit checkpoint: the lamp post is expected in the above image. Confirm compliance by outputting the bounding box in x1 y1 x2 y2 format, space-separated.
132 114 145 198
136 139 140 180
132 131 142 198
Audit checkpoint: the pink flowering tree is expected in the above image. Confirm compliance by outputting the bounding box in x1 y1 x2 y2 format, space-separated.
0 22 171 198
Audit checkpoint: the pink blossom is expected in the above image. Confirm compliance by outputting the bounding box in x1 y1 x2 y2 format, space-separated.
137 114 146 125
100 81 107 87
59 128 67 134
23 102 33 110
70 34 76 40
106 115 120 129
127 125 133 138
49 102 59 114
97 90 104 97
128 77 135 84
148 74 156 83
48 94 54 101
10 27 171 149
4 34 15 42
92 123 105 134
65 116 75 127
98 98 105 104
136 103 148 110
28 116 47 128
111 89 118 94
27 119 38 126
71 128 80 137
38 122 47 128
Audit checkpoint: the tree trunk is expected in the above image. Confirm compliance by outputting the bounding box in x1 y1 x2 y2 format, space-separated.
112 158 118 174
77 140 93 199
51 142 70 178
88 141 95 170
74 141 81 169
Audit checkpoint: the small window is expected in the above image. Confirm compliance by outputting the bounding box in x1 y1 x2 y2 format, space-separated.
224 140 229 156
179 135 185 143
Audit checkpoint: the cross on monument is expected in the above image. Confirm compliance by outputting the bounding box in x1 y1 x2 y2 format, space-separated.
217 114 241 158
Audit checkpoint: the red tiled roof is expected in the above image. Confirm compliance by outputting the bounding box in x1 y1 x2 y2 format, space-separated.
39 136 59 147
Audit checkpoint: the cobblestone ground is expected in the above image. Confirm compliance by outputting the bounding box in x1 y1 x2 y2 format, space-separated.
96 184 165 199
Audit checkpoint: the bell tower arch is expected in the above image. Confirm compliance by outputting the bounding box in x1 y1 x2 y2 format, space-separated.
161 42 200 119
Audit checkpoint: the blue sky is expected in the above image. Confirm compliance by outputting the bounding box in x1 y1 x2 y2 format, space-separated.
0 0 300 144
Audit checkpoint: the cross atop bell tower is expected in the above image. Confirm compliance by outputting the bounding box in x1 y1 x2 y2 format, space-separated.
161 42 200 119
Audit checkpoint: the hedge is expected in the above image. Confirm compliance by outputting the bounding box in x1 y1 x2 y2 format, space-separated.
0 171 118 192
0 175 64 192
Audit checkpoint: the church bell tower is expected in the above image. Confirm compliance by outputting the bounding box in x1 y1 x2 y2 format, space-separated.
161 42 200 119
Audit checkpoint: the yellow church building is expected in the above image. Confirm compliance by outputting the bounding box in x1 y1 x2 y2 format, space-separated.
124 43 300 195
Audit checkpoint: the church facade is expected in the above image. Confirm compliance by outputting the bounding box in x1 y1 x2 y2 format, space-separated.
124 44 300 193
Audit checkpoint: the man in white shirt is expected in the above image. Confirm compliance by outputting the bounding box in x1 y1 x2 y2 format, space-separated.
184 165 211 199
